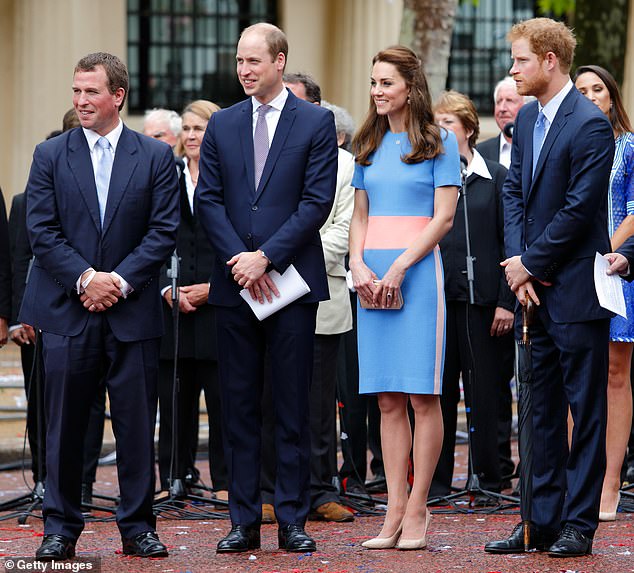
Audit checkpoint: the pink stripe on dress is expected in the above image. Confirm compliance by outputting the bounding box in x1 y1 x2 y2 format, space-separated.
365 216 432 250
433 245 445 394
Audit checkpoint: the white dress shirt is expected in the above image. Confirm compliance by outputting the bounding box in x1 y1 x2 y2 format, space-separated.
250 87 289 144
77 120 133 297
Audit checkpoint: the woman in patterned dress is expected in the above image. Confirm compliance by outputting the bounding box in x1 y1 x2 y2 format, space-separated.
349 45 460 550
574 65 634 521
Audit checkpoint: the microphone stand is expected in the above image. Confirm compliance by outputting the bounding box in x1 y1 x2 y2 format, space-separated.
428 157 517 512
154 250 224 517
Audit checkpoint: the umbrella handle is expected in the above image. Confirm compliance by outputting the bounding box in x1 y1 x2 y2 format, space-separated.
522 292 534 343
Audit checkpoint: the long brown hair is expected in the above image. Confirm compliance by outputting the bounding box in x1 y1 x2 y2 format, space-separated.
573 65 633 137
352 45 443 166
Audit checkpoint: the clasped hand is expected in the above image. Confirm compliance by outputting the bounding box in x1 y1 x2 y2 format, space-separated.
500 255 549 306
80 272 122 312
228 251 279 304
164 283 210 313
350 259 405 308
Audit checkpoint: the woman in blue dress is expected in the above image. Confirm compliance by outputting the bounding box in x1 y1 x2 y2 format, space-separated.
349 45 460 550
575 65 634 521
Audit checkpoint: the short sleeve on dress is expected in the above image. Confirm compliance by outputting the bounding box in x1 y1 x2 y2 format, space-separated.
432 129 462 189
352 162 365 190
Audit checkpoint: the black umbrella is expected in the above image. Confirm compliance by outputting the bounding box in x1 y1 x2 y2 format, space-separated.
515 293 535 551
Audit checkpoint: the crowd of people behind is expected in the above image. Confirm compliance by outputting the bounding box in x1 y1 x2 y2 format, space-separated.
0 15 633 563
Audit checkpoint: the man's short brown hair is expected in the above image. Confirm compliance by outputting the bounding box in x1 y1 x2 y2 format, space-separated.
74 52 129 110
507 18 576 74
241 23 288 66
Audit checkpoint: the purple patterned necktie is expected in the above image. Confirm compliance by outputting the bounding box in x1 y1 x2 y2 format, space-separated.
254 104 271 189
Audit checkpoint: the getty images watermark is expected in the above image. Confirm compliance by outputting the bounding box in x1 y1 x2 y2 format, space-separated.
2 558 101 572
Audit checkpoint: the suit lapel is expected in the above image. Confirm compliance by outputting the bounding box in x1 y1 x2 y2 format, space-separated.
254 93 297 202
528 89 575 198
239 100 256 193
67 129 101 232
102 125 138 235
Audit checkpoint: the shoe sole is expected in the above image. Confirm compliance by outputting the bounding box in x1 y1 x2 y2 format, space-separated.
548 551 592 558
35 549 75 562
217 545 260 553
278 544 316 553
122 549 169 558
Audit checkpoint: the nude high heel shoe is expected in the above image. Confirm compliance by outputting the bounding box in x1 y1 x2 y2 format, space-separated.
396 510 431 550
599 491 621 522
361 524 403 549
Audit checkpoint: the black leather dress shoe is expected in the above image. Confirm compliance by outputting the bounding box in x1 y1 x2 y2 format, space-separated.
122 531 168 557
217 525 261 553
35 534 76 561
484 522 557 553
548 525 592 557
278 524 316 552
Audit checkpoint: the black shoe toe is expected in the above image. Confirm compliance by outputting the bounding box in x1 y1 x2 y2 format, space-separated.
278 524 316 552
217 525 261 553
122 531 168 558
485 522 556 554
547 525 592 557
35 534 76 561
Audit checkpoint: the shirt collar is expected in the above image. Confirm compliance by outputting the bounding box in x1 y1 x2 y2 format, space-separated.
251 86 288 114
466 149 492 180
83 119 123 152
499 132 511 149
539 79 573 125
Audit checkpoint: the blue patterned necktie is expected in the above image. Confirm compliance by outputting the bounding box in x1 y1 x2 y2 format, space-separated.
532 110 546 176
254 104 271 189
95 136 113 224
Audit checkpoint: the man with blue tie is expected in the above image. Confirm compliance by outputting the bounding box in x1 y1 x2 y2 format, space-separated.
196 23 338 553
20 52 179 561
484 18 614 557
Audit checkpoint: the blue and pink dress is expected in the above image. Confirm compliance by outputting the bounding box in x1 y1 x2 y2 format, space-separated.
352 130 461 395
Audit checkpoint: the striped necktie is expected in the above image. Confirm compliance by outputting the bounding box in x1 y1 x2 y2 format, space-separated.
532 110 546 176
254 104 271 189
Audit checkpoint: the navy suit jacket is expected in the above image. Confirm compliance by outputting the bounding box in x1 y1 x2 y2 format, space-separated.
195 89 338 306
617 236 634 282
19 125 180 341
504 86 614 323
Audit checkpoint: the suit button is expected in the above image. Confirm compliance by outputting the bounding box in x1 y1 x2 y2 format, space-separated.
251 205 258 211
527 217 534 224
247 233 253 240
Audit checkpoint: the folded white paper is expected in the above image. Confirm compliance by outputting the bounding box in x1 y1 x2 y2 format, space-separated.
240 264 311 321
594 252 627 318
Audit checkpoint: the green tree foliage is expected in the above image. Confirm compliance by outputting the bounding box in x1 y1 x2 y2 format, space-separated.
572 0 630 84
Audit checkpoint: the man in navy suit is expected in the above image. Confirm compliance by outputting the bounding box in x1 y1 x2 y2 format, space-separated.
19 52 179 561
484 19 614 557
196 23 337 553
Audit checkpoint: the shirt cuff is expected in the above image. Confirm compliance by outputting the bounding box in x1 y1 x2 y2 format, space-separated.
77 268 96 293
111 272 133 298
160 285 171 297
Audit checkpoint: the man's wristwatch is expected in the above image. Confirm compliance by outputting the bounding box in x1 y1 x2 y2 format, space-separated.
256 249 270 263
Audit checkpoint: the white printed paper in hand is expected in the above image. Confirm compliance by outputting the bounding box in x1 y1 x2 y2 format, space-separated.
594 252 627 318
239 264 311 321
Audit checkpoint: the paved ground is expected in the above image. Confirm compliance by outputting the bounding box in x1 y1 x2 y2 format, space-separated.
0 346 633 572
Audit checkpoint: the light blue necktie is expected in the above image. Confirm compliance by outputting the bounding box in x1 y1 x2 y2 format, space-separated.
95 136 113 225
532 110 546 176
